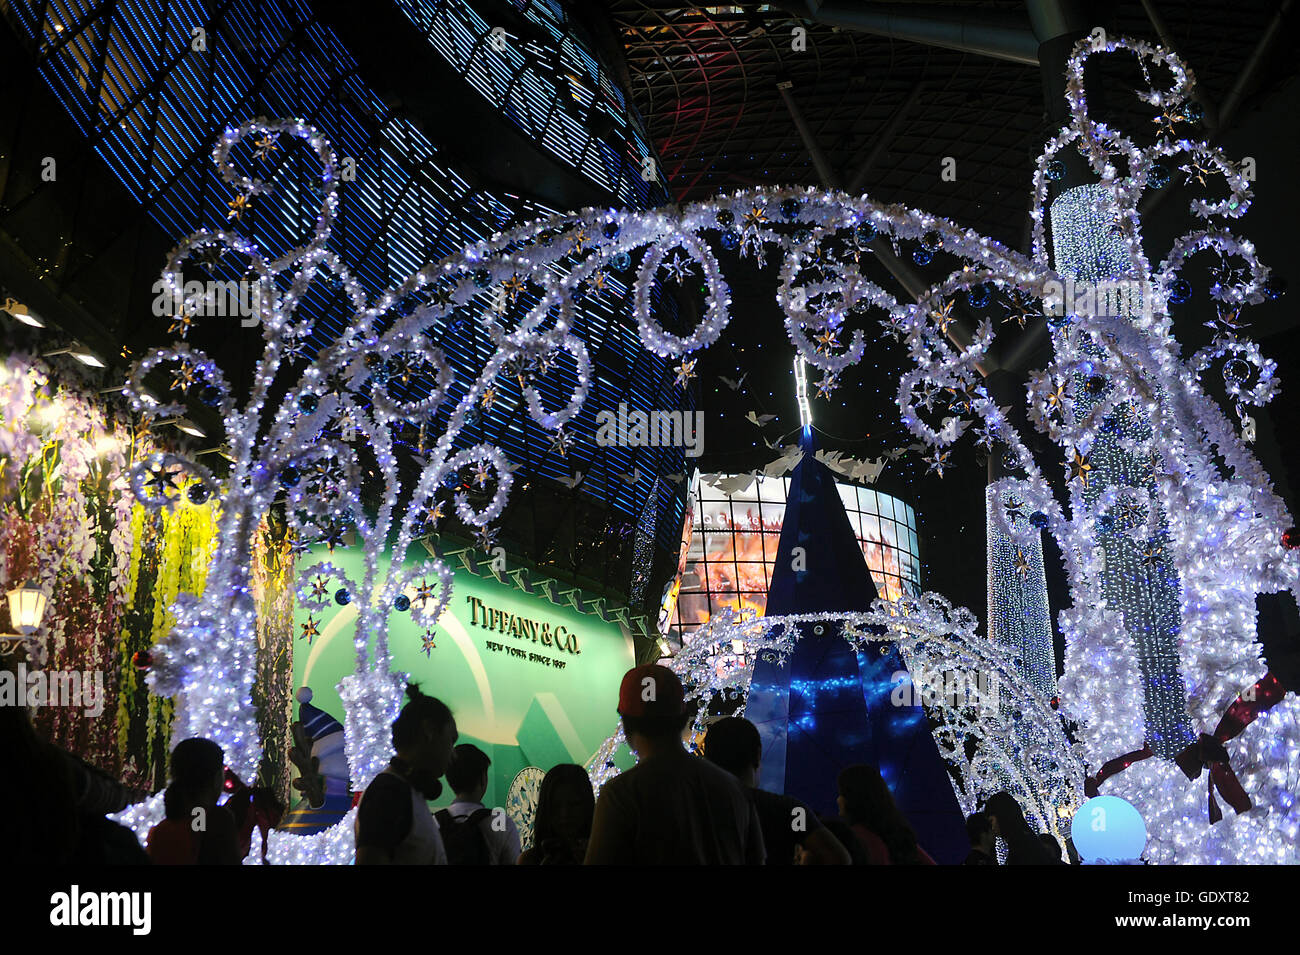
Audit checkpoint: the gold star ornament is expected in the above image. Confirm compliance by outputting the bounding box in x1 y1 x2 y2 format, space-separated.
1068 449 1093 487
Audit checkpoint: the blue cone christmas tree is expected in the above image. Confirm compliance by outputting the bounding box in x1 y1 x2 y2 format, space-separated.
746 429 967 862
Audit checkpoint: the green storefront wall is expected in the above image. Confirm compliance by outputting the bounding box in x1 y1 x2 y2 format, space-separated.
291 546 637 812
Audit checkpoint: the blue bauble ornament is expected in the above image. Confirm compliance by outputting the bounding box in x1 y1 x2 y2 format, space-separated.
570 284 586 305
1071 796 1146 863
279 466 301 489
335 588 351 606
472 270 491 290
442 471 460 490
465 406 481 427
1047 311 1072 330
1045 159 1066 181
611 251 632 272
912 246 934 266
1030 511 1049 530
297 393 319 414
719 229 740 251
1182 102 1204 123
187 483 211 505
921 230 942 251
603 221 620 239
792 228 811 244
967 284 992 309
854 223 877 247
1146 163 1170 189
1168 279 1192 304
780 197 801 220
394 594 411 612
1096 514 1116 533
716 209 735 227
200 384 222 408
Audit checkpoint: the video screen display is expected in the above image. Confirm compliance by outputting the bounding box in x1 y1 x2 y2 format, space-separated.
670 472 921 644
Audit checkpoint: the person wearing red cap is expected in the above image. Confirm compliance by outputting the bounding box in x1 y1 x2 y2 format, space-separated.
584 664 766 865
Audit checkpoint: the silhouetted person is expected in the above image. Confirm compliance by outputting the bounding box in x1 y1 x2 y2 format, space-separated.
147 738 240 864
704 716 850 865
2 663 149 865
518 764 595 865
837 764 936 865
438 743 520 864
1040 832 1068 864
963 812 997 865
355 684 458 865
984 791 1055 865
803 816 870 865
585 665 764 864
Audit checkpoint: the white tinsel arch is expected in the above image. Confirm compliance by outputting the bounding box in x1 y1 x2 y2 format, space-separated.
111 34 1300 863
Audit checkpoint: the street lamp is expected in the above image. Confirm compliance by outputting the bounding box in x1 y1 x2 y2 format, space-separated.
2 580 51 660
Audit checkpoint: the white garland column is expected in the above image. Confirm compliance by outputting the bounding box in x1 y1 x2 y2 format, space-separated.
1050 183 1196 758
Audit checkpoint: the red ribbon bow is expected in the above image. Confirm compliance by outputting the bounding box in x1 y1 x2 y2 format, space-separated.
1084 672 1288 824
1084 745 1153 797
1173 672 1287 823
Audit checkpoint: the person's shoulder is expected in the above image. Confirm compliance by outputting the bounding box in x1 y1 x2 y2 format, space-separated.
749 787 821 822
691 753 745 788
362 772 410 801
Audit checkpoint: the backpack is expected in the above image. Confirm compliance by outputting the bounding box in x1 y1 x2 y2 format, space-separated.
435 807 495 865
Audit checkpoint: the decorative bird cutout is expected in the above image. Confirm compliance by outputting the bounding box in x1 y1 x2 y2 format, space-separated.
718 373 748 391
746 410 778 427
618 467 642 486
665 472 687 484
559 470 584 489
715 472 757 495
851 457 886 484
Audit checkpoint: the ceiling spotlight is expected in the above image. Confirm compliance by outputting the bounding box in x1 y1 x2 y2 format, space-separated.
196 446 236 462
44 344 105 368
154 417 206 438
2 298 45 328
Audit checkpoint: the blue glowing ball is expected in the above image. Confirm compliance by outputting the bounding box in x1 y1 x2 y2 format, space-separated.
967 284 992 309
1029 511 1049 529
611 251 632 272
1168 279 1192 304
1070 795 1146 863
720 229 740 251
780 197 801 220
912 246 934 266
1146 163 1170 189
1096 514 1116 533
603 221 620 239
854 223 877 247
335 588 351 606
1183 101 1204 123
394 594 411 612
1045 159 1066 181
297 393 319 414
278 466 301 489
472 270 491 290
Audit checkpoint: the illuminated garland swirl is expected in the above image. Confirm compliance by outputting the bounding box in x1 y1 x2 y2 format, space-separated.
585 597 1085 850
